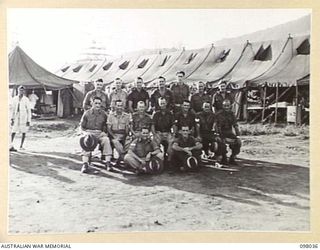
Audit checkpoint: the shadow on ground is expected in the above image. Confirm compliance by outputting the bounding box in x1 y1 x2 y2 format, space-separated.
10 151 309 210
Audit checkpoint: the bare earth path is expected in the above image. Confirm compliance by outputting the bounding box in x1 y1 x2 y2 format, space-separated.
8 119 309 233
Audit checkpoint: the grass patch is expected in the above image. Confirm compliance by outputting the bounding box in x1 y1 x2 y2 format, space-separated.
239 123 309 137
240 124 281 136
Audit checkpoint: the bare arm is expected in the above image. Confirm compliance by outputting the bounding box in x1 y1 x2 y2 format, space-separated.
107 124 116 139
189 141 202 151
172 142 189 153
234 124 241 136
128 100 134 113
127 149 144 163
80 113 88 132
83 92 91 110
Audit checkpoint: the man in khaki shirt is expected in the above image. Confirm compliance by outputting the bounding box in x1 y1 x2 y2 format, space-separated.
80 96 112 173
124 127 163 173
107 100 131 168
109 78 127 111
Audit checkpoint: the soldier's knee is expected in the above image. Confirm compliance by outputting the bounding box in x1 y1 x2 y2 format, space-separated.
155 152 164 160
124 154 133 163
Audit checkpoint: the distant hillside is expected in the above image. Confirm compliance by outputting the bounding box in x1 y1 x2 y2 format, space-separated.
213 14 310 46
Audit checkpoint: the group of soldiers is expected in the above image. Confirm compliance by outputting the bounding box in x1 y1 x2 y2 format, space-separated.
79 71 242 174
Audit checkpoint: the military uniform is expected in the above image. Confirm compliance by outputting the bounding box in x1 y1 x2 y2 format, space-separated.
107 111 131 157
80 108 112 159
131 112 153 133
170 82 189 113
196 110 222 155
124 137 163 171
152 109 175 157
127 88 149 111
215 110 241 160
150 88 174 111
212 91 233 112
190 92 212 113
174 110 197 135
109 89 127 110
171 134 202 170
83 90 110 111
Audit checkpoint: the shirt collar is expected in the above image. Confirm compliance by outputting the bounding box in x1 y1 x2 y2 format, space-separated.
90 108 102 115
138 137 151 143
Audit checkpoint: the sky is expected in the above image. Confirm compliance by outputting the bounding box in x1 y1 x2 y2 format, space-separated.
7 8 311 72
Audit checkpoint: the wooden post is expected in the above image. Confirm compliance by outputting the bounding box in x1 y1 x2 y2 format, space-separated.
295 82 299 125
261 85 267 122
275 82 279 124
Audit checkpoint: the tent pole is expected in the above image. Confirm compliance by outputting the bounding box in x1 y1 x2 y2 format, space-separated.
295 82 299 125
275 83 279 124
261 85 267 122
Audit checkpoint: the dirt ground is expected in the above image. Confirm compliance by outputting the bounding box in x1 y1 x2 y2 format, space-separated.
8 118 309 234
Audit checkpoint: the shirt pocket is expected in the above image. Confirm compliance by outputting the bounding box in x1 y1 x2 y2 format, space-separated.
118 119 128 130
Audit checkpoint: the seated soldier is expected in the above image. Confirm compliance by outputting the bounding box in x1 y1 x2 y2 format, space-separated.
151 97 175 162
130 101 153 137
124 127 164 174
215 99 241 165
173 99 197 138
196 101 222 158
171 125 203 172
107 100 131 169
79 96 112 173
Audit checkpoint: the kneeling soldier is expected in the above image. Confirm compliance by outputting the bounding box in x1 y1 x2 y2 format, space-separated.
171 125 203 172
215 99 241 164
107 100 131 169
124 127 164 174
196 101 221 158
151 97 175 162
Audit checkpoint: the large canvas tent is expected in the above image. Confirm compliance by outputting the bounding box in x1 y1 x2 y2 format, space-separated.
54 14 310 123
9 46 78 117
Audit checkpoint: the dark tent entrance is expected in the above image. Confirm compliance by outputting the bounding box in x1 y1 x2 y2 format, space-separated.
11 86 74 118
243 81 309 125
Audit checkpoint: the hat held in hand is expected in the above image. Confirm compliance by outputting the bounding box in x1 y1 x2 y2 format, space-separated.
80 134 99 152
146 158 164 174
186 156 198 169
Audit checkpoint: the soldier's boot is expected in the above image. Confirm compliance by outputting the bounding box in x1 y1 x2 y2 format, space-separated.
220 154 228 165
229 154 237 165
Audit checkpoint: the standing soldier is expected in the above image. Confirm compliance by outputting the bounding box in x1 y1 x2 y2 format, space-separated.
10 85 31 151
170 71 189 113
191 81 212 113
83 78 110 111
215 99 241 165
150 76 174 112
151 97 175 162
109 78 127 111
127 77 149 113
212 81 233 113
